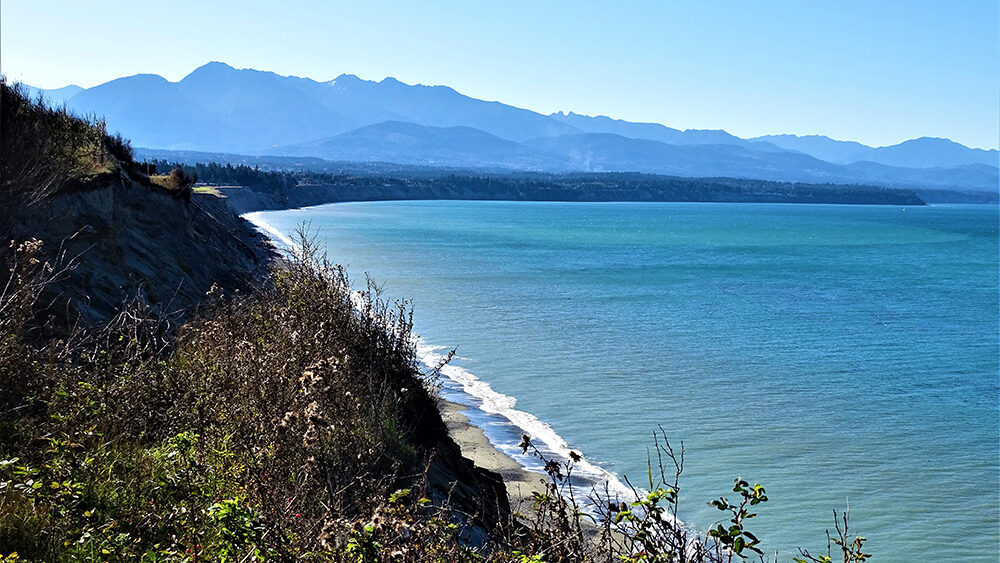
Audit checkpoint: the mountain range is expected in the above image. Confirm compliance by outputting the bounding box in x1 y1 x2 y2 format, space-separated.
28 62 999 194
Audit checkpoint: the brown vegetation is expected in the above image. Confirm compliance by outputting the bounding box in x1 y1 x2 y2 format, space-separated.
0 234 506 561
0 78 131 220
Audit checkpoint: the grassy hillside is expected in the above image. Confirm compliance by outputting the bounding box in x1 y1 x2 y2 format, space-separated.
1 233 510 560
1 80 132 220
0 78 507 561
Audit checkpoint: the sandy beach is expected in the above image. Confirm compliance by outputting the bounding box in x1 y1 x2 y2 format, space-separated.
439 400 550 515
442 399 625 548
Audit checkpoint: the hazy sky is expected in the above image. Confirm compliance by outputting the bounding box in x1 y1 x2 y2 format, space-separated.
3 1 997 149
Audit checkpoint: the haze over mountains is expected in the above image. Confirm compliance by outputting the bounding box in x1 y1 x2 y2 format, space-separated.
22 83 84 105
29 62 998 194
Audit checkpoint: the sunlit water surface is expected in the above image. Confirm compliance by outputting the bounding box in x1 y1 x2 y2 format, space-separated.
250 201 999 561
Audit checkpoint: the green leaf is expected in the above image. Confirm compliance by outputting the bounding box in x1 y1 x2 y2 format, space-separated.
388 488 411 505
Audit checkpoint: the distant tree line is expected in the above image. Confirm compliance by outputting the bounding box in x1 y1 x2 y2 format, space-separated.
147 158 925 206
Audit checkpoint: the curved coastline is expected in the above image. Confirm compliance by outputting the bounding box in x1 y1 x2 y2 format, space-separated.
236 200 1000 561
243 209 635 516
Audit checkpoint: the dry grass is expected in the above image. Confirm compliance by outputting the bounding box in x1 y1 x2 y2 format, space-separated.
148 168 196 191
192 185 222 197
0 78 131 212
0 232 474 560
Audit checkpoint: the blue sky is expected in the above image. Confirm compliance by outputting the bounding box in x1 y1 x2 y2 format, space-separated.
2 1 997 149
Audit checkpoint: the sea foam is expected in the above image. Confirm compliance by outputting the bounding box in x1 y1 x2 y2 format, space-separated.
415 340 636 512
243 211 297 248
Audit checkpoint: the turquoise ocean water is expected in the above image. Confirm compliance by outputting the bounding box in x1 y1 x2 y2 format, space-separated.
248 201 999 561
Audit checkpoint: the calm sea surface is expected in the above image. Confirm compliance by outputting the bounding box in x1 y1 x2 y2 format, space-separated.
249 201 999 561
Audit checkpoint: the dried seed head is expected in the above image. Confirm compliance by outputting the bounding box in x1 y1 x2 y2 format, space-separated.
280 411 299 428
302 426 319 447
304 401 321 419
518 434 532 454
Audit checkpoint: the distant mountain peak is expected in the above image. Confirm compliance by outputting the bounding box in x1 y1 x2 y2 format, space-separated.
761 133 848 141
18 83 84 105
184 62 298 85
50 61 997 189
330 73 364 86
114 73 171 85
552 111 640 123
190 61 237 74
181 62 245 84
21 83 82 92
892 136 959 147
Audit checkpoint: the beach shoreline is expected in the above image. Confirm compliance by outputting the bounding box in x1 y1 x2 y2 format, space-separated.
440 399 617 545
439 400 550 515
241 209 556 513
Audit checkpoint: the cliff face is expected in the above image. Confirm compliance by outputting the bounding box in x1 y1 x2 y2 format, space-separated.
5 173 271 327
402 382 511 545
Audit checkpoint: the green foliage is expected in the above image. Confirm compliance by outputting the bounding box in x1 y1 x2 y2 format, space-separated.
706 478 768 558
208 499 266 561
793 509 872 563
345 522 382 562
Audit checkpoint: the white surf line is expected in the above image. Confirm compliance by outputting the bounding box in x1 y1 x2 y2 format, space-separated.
415 341 638 513
343 271 640 515
244 210 696 538
243 211 297 248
